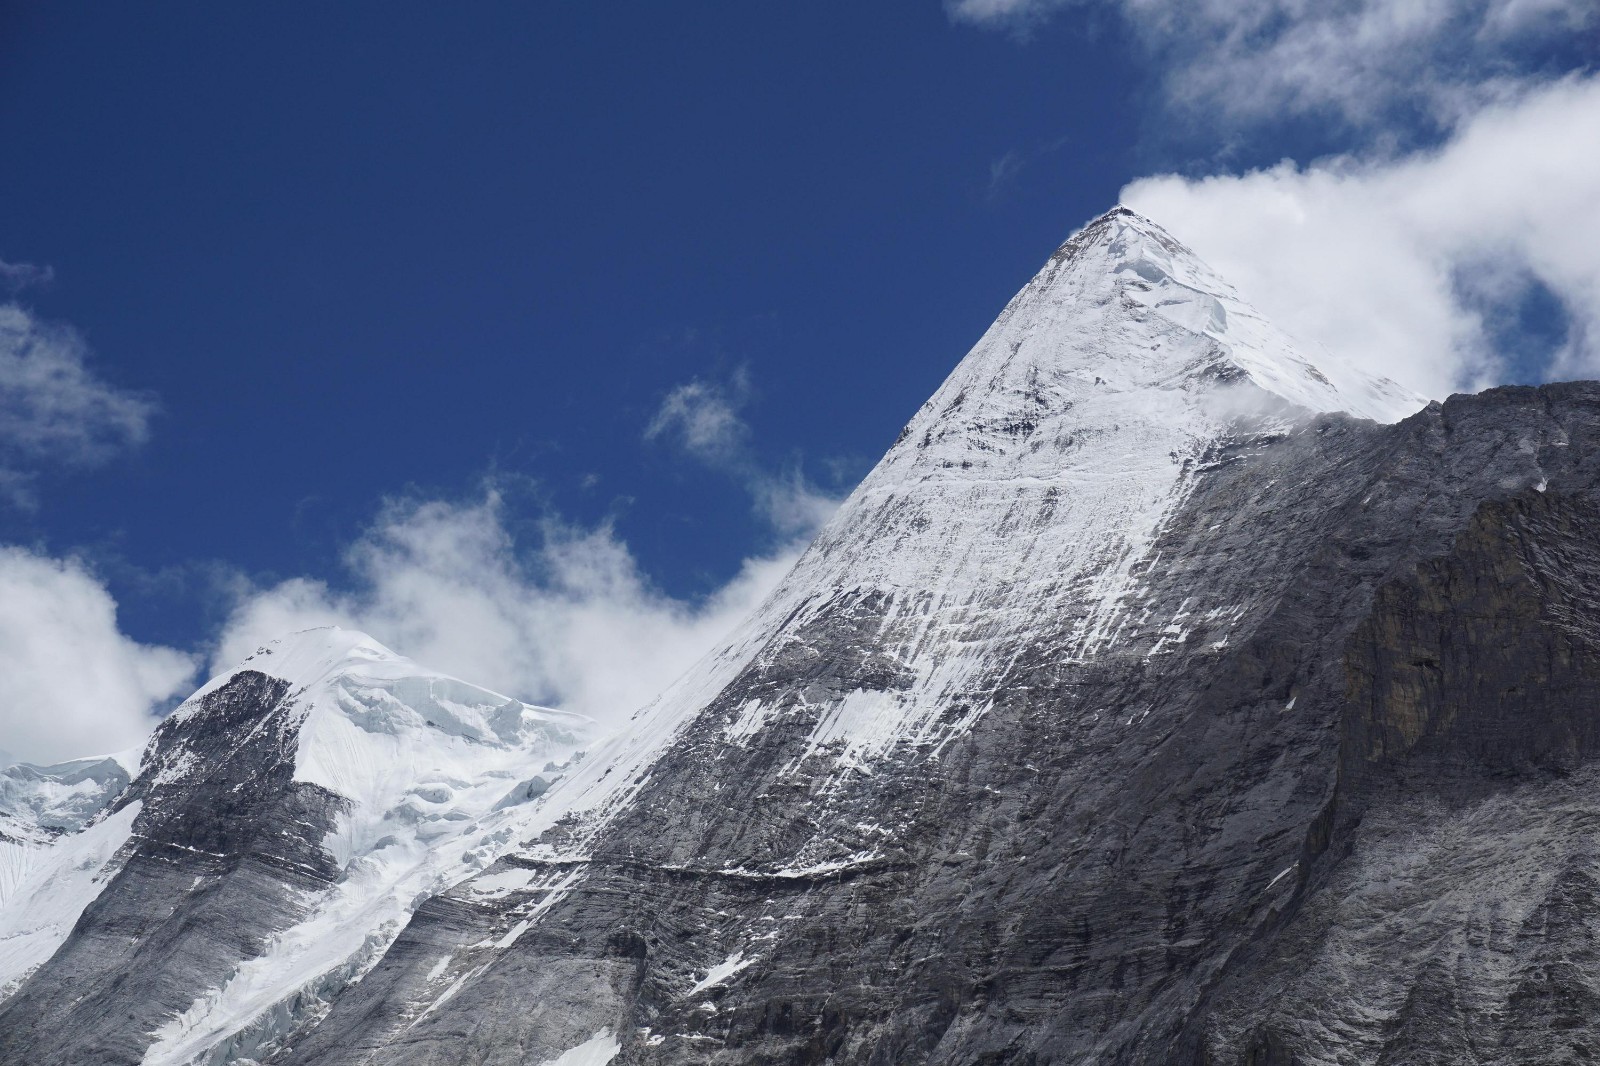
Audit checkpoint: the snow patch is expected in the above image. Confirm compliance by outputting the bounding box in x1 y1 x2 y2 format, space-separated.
464 867 538 899
689 951 756 996
539 1029 621 1066
723 698 770 743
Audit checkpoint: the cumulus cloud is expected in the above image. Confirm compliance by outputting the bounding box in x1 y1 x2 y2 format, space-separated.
213 491 806 727
0 304 156 501
0 547 196 766
646 372 842 537
949 0 1594 132
1122 75 1600 396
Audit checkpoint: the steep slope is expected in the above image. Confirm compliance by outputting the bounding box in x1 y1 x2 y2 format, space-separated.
0 628 596 1066
249 207 1586 1066
0 791 141 1002
0 752 139 995
9 205 1598 1066
267 212 1600 1065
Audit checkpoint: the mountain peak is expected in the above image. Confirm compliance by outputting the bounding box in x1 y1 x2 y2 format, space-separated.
173 625 592 763
1033 205 1426 423
207 626 403 694
778 207 1428 675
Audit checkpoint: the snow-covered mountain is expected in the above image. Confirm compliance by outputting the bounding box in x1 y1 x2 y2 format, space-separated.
0 754 135 840
0 627 596 1064
8 206 1600 1064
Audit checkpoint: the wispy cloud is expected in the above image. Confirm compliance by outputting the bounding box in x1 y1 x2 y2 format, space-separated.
986 150 1026 200
949 0 1595 136
646 370 841 538
0 304 156 503
0 257 54 295
645 372 752 466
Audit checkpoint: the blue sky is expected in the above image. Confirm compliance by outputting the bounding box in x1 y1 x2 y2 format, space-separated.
0 1 1596 762
0 3 1139 629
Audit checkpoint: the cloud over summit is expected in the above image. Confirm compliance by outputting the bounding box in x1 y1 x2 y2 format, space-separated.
1123 75 1600 398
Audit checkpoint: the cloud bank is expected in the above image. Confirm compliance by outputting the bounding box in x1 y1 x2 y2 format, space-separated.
1122 75 1600 398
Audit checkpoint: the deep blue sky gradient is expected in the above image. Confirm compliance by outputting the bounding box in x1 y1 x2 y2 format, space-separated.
0 2 1398 651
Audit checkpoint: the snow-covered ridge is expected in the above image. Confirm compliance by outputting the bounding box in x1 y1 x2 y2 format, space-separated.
1021 206 1424 423
191 629 593 851
1104 206 1423 422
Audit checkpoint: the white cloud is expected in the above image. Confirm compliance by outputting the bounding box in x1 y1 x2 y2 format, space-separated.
213 367 848 738
645 377 750 465
0 547 196 767
0 304 155 499
748 468 842 539
949 0 1594 131
214 491 808 728
1121 75 1600 397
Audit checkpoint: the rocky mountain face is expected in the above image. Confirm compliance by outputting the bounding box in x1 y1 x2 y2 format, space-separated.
5 207 1600 1065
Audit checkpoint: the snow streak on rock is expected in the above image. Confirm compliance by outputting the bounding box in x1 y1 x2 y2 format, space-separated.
701 206 1423 789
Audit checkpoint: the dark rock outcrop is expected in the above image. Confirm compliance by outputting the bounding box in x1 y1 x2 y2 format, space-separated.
0 672 345 1066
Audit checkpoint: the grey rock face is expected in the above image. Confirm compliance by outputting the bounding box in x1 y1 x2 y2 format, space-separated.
269 385 1600 1066
0 671 345 1066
